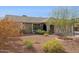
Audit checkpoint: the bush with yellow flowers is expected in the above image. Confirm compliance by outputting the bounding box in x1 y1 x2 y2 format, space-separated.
43 38 66 53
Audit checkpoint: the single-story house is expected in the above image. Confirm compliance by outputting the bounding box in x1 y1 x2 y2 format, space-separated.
3 15 79 36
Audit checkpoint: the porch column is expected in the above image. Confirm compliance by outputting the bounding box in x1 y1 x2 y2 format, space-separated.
32 24 34 33
46 25 50 32
72 26 74 36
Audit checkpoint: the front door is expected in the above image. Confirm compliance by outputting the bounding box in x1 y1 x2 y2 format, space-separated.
43 24 47 31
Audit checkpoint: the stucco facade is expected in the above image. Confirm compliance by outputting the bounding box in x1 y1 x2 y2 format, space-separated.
4 15 78 36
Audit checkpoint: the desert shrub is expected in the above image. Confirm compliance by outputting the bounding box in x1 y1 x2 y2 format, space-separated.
0 20 21 50
0 20 20 39
23 40 33 49
36 29 46 35
21 29 27 34
43 39 65 53
44 33 49 36
44 32 49 36
63 36 73 40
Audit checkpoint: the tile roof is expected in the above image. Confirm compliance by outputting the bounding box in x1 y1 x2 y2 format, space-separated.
4 15 48 23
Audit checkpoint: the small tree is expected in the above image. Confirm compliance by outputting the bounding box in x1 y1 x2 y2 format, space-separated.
47 7 76 36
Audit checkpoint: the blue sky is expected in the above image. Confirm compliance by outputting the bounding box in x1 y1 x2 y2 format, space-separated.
0 6 79 17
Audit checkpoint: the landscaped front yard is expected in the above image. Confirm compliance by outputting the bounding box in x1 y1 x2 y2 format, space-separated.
1 34 79 53
20 35 79 53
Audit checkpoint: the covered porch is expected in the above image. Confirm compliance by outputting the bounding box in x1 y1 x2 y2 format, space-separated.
31 23 54 34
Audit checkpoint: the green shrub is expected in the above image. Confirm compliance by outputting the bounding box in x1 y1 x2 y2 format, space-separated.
23 40 33 49
36 29 46 35
43 39 65 53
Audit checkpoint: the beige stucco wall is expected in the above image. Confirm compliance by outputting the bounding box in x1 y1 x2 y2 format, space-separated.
4 16 32 34
23 23 32 34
